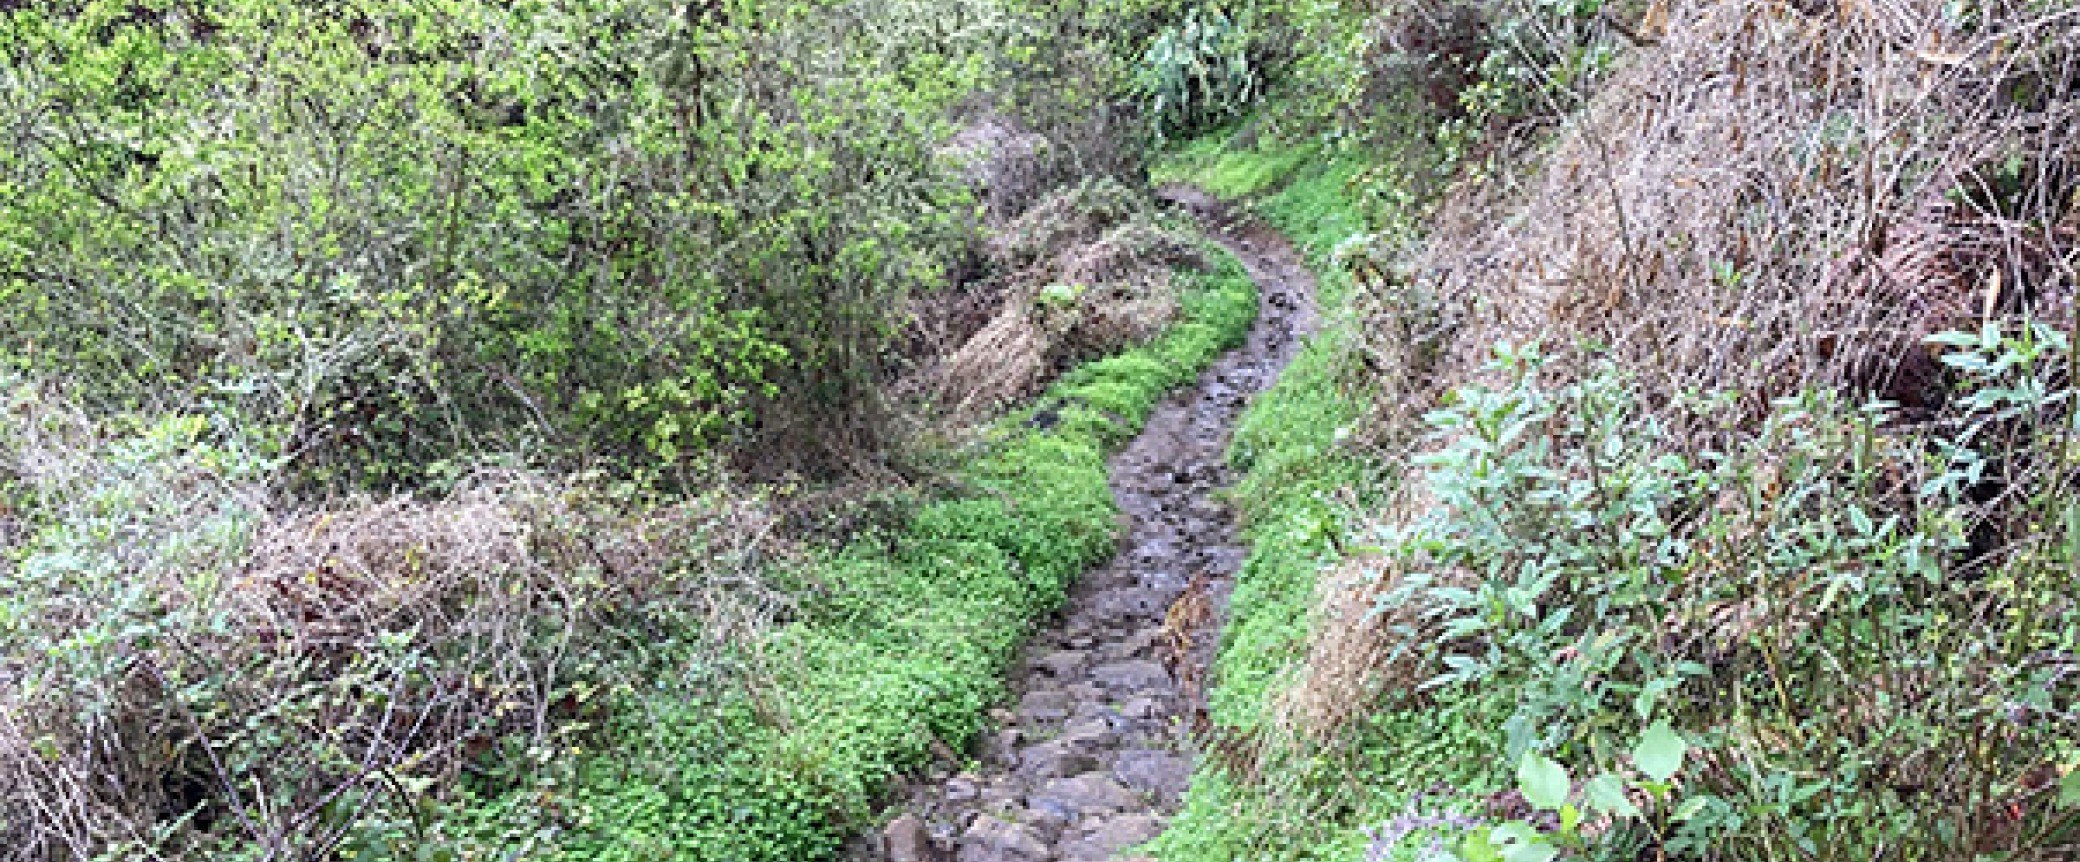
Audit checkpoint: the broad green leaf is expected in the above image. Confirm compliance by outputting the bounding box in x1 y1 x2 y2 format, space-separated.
1489 821 1540 851
1503 843 1559 862
1584 773 1641 818
2060 768 2080 808
1517 751 1571 810
1633 721 1688 783
1459 828 1504 862
1672 795 1712 822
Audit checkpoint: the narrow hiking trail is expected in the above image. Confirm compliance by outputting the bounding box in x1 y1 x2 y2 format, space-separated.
862 188 1319 862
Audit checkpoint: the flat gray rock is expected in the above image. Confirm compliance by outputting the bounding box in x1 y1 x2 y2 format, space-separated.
1113 749 1192 798
1059 814 1166 860
1090 659 1170 692
1032 773 1144 817
1018 689 1072 722
959 815 1053 862
1033 650 1088 678
1015 740 1097 780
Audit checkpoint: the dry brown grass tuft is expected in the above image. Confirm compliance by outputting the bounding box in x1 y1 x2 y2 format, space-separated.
934 297 1056 420
1406 0 2078 437
1275 549 1438 740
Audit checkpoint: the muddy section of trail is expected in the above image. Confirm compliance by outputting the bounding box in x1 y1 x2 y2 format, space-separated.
856 187 1319 862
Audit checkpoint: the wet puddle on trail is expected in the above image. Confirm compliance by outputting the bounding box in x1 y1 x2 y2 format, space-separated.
861 186 1320 862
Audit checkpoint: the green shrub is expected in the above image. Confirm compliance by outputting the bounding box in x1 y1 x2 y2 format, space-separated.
1382 334 2080 859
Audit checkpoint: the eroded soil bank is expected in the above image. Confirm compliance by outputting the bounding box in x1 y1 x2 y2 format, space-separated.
859 187 1319 862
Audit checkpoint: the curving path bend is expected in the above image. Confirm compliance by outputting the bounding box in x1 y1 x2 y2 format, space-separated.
862 186 1319 862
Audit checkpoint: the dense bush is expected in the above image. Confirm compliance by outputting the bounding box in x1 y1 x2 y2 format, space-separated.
0 0 988 485
1377 334 2080 859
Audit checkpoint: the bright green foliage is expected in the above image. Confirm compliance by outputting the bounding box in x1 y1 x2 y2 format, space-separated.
1136 5 1258 139
1155 134 1321 200
0 0 988 484
390 253 1260 862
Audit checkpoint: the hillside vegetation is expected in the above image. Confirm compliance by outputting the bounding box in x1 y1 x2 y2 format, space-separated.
0 1 1248 858
1154 0 2080 860
4 0 2078 861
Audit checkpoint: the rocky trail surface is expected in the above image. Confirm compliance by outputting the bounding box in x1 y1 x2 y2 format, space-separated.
858 187 1319 862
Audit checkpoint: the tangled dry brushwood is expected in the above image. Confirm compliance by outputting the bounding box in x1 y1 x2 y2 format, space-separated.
0 423 791 862
1287 0 2079 752
924 181 1210 422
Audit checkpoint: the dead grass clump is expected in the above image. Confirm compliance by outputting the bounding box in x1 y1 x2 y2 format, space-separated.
933 298 1054 420
986 177 1152 270
930 276 1189 422
1056 278 1188 365
1401 0 2079 438
0 405 787 861
1054 220 1208 286
923 181 1209 422
1820 191 2080 415
1275 544 1456 743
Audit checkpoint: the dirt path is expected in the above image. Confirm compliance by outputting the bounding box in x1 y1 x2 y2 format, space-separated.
864 187 1318 862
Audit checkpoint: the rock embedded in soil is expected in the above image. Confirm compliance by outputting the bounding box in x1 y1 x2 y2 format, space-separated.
1089 659 1170 692
1061 815 1167 860
1111 749 1192 800
1017 740 1099 780
1034 650 1088 678
887 814 938 862
960 816 1053 862
1032 773 1144 817
1018 689 1072 723
1117 696 1159 719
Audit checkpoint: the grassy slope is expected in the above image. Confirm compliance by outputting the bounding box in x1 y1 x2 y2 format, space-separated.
1144 133 1506 862
447 248 1263 862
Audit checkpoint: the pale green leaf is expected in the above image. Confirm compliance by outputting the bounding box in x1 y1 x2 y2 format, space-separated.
1584 773 1641 818
1517 751 1571 810
1633 721 1687 783
1502 843 1558 862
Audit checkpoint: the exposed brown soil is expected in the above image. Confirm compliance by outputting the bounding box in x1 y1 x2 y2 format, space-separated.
855 187 1318 862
